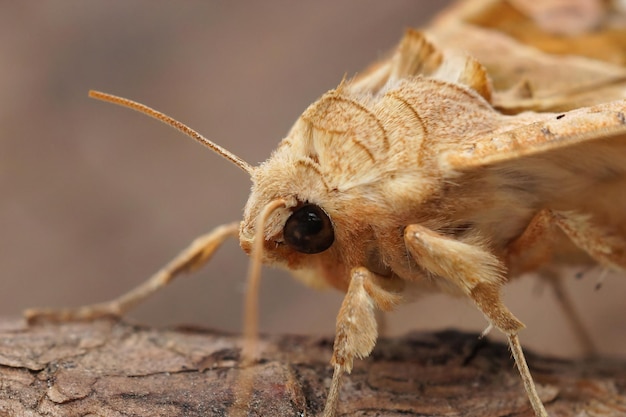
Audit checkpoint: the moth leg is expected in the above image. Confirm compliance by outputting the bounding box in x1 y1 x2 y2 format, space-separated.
25 222 240 323
549 210 626 270
323 267 379 417
506 209 597 355
508 208 626 272
404 224 549 417
510 208 626 354
506 209 555 276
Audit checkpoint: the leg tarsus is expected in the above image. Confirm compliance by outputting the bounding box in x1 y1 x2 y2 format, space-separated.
508 333 549 417
323 364 345 417
24 301 123 323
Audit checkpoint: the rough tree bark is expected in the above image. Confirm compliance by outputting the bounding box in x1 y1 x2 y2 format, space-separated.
0 318 625 416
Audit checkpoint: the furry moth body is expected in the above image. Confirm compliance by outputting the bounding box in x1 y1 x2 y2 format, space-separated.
26 30 626 417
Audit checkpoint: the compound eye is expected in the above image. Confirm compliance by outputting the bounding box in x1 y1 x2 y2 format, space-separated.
283 204 334 254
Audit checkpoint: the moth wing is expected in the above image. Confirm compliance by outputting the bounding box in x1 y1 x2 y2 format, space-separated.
348 29 443 95
442 100 626 170
428 1 626 113
349 29 494 104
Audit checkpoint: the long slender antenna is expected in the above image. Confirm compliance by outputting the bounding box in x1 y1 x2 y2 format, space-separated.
89 90 254 175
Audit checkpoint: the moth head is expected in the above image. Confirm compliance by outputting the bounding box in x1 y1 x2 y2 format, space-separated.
87 90 342 363
239 146 337 269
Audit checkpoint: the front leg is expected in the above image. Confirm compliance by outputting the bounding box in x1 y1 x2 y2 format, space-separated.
323 267 399 417
25 222 240 323
404 224 548 417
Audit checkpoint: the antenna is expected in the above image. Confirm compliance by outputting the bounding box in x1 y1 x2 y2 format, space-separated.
89 90 254 175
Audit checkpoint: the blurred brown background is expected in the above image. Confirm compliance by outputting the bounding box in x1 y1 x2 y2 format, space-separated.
1 1 624 358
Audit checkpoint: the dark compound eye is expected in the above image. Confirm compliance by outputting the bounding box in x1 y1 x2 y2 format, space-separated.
283 204 334 254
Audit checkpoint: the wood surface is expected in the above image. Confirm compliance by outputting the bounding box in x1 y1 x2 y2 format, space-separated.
1 318 625 416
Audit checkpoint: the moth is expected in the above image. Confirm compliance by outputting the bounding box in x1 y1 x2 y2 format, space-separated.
26 8 626 417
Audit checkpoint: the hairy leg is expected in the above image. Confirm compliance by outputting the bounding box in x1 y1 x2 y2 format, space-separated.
323 267 379 417
25 222 240 323
404 223 548 417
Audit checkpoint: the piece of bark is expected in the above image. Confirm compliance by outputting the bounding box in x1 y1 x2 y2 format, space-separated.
0 318 625 416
